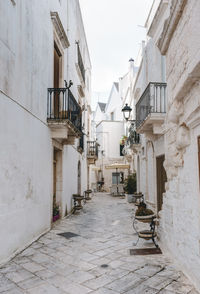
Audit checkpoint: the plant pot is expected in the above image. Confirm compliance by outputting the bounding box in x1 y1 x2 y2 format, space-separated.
138 230 157 240
133 193 143 198
53 214 60 222
135 214 156 223
126 194 135 203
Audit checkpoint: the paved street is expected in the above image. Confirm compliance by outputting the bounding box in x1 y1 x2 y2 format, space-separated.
0 193 199 294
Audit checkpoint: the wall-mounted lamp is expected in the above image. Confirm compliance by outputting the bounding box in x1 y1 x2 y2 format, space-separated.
122 103 132 121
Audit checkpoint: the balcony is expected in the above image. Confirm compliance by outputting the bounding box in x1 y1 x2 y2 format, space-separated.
87 141 98 164
47 88 82 144
76 43 85 86
136 82 167 134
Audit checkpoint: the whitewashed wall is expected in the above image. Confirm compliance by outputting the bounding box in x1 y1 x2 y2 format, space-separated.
95 121 128 192
0 0 91 264
158 0 200 289
132 36 165 208
0 90 52 264
105 84 123 121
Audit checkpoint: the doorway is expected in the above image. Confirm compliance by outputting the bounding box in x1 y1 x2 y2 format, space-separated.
53 148 63 219
156 155 167 212
137 155 140 192
78 161 81 195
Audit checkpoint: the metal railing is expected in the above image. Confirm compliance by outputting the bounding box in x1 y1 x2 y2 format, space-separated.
87 141 98 157
47 88 82 132
127 122 140 145
77 44 85 83
136 82 167 128
79 134 84 151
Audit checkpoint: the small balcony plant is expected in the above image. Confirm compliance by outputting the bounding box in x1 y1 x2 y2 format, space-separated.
120 135 127 145
135 201 155 222
53 195 60 222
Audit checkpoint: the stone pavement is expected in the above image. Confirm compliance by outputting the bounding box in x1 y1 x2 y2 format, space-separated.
0 193 199 294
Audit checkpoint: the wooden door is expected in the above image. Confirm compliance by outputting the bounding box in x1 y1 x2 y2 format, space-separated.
78 161 81 195
54 44 61 117
156 155 167 212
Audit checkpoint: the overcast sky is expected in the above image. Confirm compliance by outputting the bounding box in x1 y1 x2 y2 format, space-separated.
79 0 153 109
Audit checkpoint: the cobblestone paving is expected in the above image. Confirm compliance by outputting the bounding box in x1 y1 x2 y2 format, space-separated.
0 193 199 294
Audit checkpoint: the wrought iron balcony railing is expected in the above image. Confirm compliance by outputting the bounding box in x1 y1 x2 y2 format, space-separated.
127 122 140 145
47 88 82 133
87 141 98 158
136 82 167 129
77 44 85 83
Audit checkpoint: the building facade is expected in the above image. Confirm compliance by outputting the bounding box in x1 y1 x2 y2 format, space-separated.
92 82 130 192
156 0 200 290
0 0 92 265
132 0 200 290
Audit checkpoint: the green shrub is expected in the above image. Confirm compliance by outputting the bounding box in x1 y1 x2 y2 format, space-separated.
123 173 136 194
53 194 59 216
135 207 154 216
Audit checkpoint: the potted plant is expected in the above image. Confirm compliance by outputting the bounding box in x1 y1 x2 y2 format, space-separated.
53 195 60 222
135 202 155 222
123 173 136 203
120 135 128 145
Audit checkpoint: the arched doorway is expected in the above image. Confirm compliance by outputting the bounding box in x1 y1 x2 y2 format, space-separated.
77 161 81 195
147 142 155 203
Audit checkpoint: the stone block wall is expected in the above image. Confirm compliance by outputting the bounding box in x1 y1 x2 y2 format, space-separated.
159 0 200 289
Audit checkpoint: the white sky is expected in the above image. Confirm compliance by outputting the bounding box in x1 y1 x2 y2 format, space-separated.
79 0 153 109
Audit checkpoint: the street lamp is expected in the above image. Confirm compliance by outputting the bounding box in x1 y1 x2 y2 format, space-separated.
122 103 132 121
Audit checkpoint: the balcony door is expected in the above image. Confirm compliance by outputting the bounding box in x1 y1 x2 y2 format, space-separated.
156 155 167 212
54 43 62 117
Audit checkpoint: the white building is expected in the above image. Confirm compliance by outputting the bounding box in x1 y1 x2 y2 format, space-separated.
155 0 200 290
92 80 133 193
131 0 200 291
0 0 92 265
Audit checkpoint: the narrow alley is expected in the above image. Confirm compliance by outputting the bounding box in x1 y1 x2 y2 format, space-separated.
0 194 198 294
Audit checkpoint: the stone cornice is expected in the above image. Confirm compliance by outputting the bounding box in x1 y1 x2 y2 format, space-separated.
157 0 187 55
148 0 169 38
51 12 70 49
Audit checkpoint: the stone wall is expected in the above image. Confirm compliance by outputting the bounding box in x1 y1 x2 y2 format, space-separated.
158 0 200 289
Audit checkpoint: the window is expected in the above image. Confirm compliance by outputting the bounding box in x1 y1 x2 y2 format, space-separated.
112 172 124 184
120 144 124 156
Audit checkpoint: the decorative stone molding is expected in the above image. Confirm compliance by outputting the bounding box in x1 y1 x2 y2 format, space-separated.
77 85 85 97
167 100 183 125
176 123 190 150
164 120 190 181
158 0 187 55
122 144 133 162
51 12 70 49
147 0 169 38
